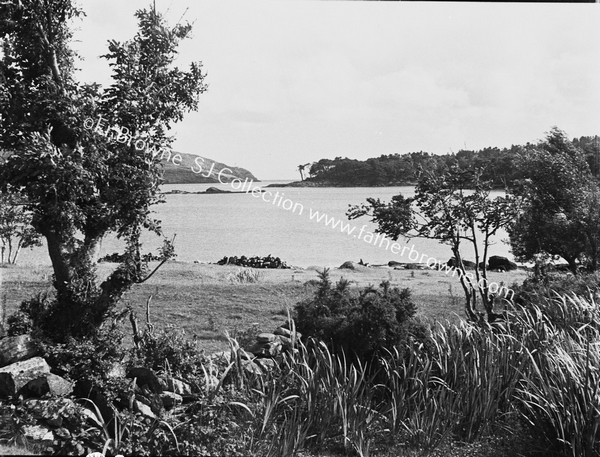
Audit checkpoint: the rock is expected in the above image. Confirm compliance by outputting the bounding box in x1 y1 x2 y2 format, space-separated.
488 255 518 272
22 424 54 442
388 261 403 267
339 261 357 269
242 360 263 376
23 373 73 398
127 367 162 394
134 400 156 419
404 263 426 270
277 335 293 348
274 327 292 338
0 356 50 398
0 334 38 367
256 333 276 343
274 326 301 341
447 258 477 269
160 391 183 409
247 342 267 357
161 376 192 396
106 362 126 379
255 358 276 371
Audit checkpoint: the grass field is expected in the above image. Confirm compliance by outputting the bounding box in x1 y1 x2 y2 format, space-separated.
0 261 528 352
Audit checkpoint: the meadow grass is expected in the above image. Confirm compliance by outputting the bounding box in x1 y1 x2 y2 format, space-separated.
0 261 527 352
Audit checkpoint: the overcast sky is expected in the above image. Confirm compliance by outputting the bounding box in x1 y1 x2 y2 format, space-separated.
73 1 600 179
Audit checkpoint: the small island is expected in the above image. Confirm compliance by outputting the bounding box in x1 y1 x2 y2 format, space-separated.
163 186 265 195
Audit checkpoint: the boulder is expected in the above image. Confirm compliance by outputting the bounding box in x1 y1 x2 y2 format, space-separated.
277 335 293 348
274 327 292 338
339 261 359 270
23 373 73 397
255 358 276 372
160 376 192 396
127 367 162 394
242 360 263 376
256 333 276 343
0 356 50 398
134 399 156 419
0 334 38 367
447 258 476 269
160 391 183 409
488 255 518 272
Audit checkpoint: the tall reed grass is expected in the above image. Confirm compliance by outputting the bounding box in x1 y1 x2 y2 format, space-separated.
213 292 600 456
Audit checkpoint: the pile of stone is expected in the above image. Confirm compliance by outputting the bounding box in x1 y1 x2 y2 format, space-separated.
0 335 73 399
0 334 78 452
216 254 290 269
0 333 201 453
246 322 302 358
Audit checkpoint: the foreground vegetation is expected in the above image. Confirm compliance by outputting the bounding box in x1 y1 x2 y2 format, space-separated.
2 269 600 456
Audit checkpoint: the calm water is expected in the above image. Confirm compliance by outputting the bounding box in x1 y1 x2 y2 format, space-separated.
19 181 513 268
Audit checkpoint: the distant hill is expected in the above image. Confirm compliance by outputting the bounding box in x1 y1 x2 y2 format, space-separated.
160 151 259 184
0 148 259 184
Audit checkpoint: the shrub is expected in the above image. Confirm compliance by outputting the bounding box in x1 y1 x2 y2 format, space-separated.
515 271 600 304
6 293 52 336
294 268 428 361
227 268 262 284
514 273 600 334
130 325 206 380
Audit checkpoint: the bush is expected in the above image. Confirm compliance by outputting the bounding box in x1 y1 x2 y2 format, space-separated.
6 293 52 336
130 325 206 380
515 271 600 302
294 268 429 361
227 268 262 284
513 272 600 334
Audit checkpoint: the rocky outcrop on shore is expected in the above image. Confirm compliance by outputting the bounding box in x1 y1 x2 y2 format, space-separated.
216 255 290 269
164 186 264 195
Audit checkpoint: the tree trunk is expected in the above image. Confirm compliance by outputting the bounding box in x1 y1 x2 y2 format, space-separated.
43 229 73 291
452 246 478 321
9 239 22 264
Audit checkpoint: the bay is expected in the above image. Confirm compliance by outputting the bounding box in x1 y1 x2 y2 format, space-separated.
19 181 514 268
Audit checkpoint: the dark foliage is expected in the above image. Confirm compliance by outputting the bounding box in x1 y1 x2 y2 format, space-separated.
294 268 428 360
304 135 599 188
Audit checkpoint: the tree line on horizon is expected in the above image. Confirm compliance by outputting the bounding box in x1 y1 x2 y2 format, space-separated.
301 134 600 187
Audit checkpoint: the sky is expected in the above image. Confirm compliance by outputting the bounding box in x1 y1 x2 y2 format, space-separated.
72 0 600 180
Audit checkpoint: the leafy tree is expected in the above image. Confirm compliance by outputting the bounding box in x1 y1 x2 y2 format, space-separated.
0 1 207 339
509 128 600 273
0 189 42 264
348 164 517 322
